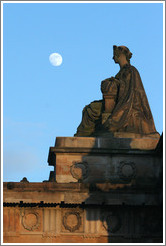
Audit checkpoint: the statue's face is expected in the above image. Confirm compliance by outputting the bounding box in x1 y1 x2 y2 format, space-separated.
113 50 120 64
113 49 127 65
113 54 118 63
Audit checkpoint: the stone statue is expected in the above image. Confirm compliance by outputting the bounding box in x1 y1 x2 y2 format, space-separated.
74 45 158 137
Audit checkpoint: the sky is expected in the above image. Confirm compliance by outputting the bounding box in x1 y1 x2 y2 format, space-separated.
2 1 164 182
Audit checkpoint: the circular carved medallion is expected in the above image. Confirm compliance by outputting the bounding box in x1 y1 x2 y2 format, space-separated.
22 211 40 231
70 161 88 181
102 212 121 233
63 211 81 232
118 161 136 181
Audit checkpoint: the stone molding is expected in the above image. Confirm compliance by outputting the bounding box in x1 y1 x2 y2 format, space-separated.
42 232 57 238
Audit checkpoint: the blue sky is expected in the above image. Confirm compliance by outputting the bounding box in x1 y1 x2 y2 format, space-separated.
3 2 164 182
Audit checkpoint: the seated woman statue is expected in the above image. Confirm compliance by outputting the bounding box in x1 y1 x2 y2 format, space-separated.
74 45 158 137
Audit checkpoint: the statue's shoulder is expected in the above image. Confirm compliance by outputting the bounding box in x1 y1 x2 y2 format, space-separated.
130 65 139 73
124 65 141 78
124 64 135 71
121 64 133 78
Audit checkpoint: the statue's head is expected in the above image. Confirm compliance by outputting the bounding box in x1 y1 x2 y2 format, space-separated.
113 45 132 64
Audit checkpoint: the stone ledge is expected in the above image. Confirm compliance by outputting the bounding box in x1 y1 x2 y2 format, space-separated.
3 182 161 206
54 135 160 151
3 182 160 192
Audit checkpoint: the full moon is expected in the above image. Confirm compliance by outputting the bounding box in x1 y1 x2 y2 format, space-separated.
49 53 63 66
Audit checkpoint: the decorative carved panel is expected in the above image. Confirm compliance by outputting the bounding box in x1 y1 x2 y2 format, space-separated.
102 211 121 233
62 211 82 232
21 210 40 231
118 161 136 181
70 161 88 181
61 209 84 233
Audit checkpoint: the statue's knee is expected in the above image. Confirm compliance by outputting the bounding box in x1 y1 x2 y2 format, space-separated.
90 101 102 113
83 105 89 113
82 101 102 115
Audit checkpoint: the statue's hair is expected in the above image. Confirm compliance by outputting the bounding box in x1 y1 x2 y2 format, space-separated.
113 45 132 64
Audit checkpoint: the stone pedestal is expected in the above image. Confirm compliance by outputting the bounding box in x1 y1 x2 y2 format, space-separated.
48 134 160 184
